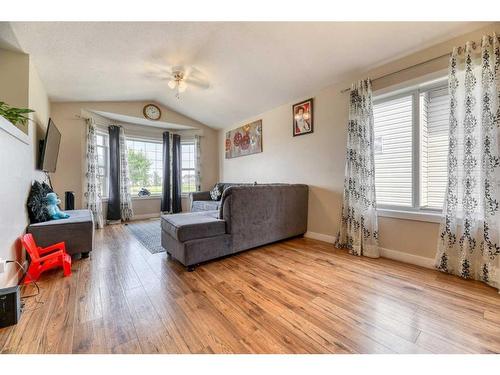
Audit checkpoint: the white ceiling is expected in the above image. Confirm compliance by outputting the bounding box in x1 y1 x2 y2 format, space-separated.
4 22 489 129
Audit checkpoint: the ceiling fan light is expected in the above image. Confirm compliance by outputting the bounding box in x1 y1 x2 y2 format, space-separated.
178 81 187 92
168 80 176 90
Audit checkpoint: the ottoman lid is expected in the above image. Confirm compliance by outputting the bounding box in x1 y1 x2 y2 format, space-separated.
28 209 93 227
161 211 226 242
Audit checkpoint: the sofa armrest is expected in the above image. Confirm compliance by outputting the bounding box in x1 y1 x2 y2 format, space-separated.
190 191 211 202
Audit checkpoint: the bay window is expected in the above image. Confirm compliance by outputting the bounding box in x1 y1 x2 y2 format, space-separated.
126 138 163 196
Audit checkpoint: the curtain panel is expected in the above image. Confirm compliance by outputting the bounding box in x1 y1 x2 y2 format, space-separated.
107 125 121 221
435 34 500 289
335 79 379 258
172 134 182 213
83 118 104 228
161 131 171 213
118 127 133 220
195 135 202 192
107 125 134 222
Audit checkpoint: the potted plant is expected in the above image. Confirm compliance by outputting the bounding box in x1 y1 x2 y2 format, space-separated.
0 101 34 126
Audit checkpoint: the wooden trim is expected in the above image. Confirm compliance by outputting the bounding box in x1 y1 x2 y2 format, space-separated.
131 213 161 221
0 115 30 145
304 231 434 269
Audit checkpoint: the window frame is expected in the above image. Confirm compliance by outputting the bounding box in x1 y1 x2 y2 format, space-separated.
373 78 449 216
95 130 109 200
180 139 197 195
126 136 164 198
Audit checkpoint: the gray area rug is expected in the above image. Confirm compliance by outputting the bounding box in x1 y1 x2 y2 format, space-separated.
126 219 164 254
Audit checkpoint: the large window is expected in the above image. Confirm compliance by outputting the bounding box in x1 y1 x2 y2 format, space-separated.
181 141 196 193
126 138 163 196
95 133 199 198
96 131 109 198
373 80 450 211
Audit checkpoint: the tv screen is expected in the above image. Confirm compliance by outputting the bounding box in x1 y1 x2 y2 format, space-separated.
40 119 61 172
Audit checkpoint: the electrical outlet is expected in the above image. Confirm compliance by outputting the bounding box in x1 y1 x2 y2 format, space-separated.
0 258 6 274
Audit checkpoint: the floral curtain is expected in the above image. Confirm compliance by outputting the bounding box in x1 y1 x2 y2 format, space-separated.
195 135 202 192
335 79 379 258
118 126 134 221
84 117 104 228
435 34 500 289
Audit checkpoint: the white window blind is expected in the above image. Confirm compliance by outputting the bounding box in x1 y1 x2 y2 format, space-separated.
373 80 450 212
373 95 413 207
420 86 450 209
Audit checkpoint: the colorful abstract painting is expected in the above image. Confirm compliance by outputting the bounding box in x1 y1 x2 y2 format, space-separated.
225 120 262 159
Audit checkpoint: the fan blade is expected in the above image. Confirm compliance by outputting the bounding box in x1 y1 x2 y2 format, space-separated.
184 77 210 89
167 80 177 89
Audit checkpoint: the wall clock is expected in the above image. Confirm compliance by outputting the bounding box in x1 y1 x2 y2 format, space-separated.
143 104 161 121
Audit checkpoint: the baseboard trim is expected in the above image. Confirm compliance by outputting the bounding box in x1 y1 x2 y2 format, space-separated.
379 247 435 269
304 231 336 243
131 213 161 221
304 231 434 269
6 259 28 287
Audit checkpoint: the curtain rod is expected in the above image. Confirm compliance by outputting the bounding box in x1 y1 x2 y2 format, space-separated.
340 51 451 93
74 114 203 135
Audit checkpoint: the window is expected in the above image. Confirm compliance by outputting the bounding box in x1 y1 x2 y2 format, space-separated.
373 81 450 211
126 138 163 196
181 141 196 193
95 133 199 198
96 131 109 198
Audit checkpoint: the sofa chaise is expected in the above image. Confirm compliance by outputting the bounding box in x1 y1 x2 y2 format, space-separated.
161 184 308 270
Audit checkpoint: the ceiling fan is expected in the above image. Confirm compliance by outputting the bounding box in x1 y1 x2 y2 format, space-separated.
146 64 210 99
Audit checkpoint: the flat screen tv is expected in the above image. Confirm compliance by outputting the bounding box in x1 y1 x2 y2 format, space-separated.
39 119 61 172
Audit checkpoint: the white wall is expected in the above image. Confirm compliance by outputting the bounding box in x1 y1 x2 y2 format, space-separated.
219 23 500 262
0 49 50 287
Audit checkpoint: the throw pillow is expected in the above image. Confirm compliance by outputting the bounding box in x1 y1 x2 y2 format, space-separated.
27 181 53 223
210 184 223 201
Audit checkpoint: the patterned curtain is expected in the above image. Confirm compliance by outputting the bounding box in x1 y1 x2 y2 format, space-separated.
194 135 202 192
118 127 133 221
84 118 104 228
335 79 379 258
435 34 500 289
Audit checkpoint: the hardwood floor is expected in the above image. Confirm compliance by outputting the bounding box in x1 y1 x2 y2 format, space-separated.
1 222 500 354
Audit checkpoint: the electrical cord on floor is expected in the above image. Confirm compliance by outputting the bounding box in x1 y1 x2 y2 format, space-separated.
7 260 44 310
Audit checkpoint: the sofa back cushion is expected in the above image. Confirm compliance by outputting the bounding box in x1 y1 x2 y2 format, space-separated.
220 184 308 253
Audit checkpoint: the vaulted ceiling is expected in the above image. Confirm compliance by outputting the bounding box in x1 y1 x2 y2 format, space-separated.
3 22 489 128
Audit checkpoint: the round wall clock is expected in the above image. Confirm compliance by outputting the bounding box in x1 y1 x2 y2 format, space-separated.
143 104 161 121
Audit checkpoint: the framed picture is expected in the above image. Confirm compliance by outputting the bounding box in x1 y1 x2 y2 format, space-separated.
292 98 313 136
225 120 262 159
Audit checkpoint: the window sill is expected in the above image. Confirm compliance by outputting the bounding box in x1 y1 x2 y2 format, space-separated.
377 208 442 224
102 195 190 202
132 195 162 200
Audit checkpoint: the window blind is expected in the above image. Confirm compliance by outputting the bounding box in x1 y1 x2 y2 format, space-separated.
420 86 450 209
373 95 413 207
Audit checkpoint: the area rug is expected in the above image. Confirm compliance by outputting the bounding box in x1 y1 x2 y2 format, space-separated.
126 219 164 254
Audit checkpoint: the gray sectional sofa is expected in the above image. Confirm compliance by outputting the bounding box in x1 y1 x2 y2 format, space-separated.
161 184 308 270
189 183 253 212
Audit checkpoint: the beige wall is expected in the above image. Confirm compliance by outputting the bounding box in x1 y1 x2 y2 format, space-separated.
49 101 219 217
0 49 50 287
219 23 500 261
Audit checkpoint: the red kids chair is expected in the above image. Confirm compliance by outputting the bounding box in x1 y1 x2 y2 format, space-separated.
21 234 72 284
